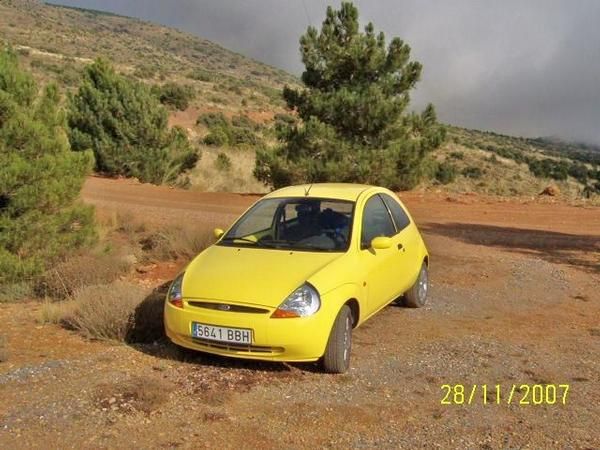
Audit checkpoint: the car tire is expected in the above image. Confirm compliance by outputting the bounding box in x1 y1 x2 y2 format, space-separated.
322 305 353 374
403 262 429 308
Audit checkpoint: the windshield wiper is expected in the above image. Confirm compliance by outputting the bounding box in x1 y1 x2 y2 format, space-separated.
220 236 258 245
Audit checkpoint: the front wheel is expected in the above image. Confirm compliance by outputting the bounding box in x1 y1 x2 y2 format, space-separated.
322 305 352 373
403 262 429 308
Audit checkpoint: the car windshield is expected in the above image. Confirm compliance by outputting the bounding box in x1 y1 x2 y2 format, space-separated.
219 197 355 252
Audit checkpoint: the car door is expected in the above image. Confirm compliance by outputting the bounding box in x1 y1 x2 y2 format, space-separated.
358 194 398 317
380 193 420 296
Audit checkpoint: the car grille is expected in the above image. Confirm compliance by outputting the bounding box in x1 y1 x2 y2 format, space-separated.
187 301 269 314
192 337 283 354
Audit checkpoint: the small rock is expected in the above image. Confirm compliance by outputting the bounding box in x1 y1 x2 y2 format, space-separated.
539 185 560 196
136 264 155 274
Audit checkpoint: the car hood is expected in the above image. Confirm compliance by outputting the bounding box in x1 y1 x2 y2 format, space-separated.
182 244 343 308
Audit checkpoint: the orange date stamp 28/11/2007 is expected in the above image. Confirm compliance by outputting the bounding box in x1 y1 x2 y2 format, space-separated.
441 384 570 406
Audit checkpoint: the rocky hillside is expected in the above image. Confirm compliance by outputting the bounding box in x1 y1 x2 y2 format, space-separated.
1 0 598 200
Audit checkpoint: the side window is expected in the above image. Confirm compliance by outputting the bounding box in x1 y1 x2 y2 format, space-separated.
361 195 395 248
381 193 411 232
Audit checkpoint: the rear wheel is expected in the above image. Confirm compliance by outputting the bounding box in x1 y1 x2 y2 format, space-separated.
404 262 429 308
322 305 352 373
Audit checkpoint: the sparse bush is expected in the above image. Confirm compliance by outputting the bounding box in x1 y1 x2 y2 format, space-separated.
568 163 588 183
462 166 484 179
435 162 457 184
65 281 149 341
449 151 464 160
38 299 77 325
231 114 257 130
215 152 232 172
68 59 198 185
198 112 261 148
203 126 230 146
187 69 213 82
133 65 156 79
0 282 33 303
154 82 195 111
229 127 261 147
140 225 213 262
274 112 296 125
197 112 228 129
209 94 226 104
528 158 568 181
127 281 170 343
35 253 132 299
0 49 95 283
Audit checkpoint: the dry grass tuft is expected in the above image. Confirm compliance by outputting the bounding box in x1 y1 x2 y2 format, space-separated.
126 281 171 343
140 225 214 262
65 281 150 341
39 279 166 343
38 299 77 325
188 147 267 193
36 253 132 300
0 282 33 303
94 376 173 415
0 335 8 363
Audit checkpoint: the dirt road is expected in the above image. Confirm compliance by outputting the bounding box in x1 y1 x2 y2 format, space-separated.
1 177 599 449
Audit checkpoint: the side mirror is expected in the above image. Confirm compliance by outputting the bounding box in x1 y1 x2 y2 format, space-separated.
371 236 392 250
213 228 224 239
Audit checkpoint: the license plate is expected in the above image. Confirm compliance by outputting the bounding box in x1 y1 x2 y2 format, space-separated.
191 322 252 344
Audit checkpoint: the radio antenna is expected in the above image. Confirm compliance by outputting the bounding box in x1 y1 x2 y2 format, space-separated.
304 183 313 196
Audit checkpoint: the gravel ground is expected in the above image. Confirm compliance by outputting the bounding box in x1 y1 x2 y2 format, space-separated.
0 180 598 449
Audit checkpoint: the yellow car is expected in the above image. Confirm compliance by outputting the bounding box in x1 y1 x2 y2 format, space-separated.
164 184 429 373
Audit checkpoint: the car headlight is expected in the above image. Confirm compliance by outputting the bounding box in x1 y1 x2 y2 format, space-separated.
167 272 184 308
272 283 320 318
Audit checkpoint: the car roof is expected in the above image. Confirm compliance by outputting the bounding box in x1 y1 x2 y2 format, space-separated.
263 183 377 202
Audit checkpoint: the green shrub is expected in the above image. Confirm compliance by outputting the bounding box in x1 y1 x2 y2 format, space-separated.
528 158 569 180
462 166 484 179
154 82 195 111
215 152 232 172
203 126 230 146
68 59 198 185
187 69 214 82
209 94 226 104
133 65 156 79
0 49 96 283
197 111 228 128
568 163 588 183
435 162 457 184
229 127 261 147
231 114 258 130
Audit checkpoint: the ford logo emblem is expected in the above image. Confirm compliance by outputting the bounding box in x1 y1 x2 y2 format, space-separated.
217 304 231 311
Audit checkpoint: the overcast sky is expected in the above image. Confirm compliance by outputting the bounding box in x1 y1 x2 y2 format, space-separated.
50 0 600 143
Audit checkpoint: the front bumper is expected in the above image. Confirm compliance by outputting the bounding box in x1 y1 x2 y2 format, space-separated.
164 300 333 362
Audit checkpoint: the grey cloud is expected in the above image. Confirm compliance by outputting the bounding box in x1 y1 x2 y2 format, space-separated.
50 0 600 143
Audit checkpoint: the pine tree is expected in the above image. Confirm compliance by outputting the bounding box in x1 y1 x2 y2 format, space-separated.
68 59 198 185
255 2 445 189
0 49 95 282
